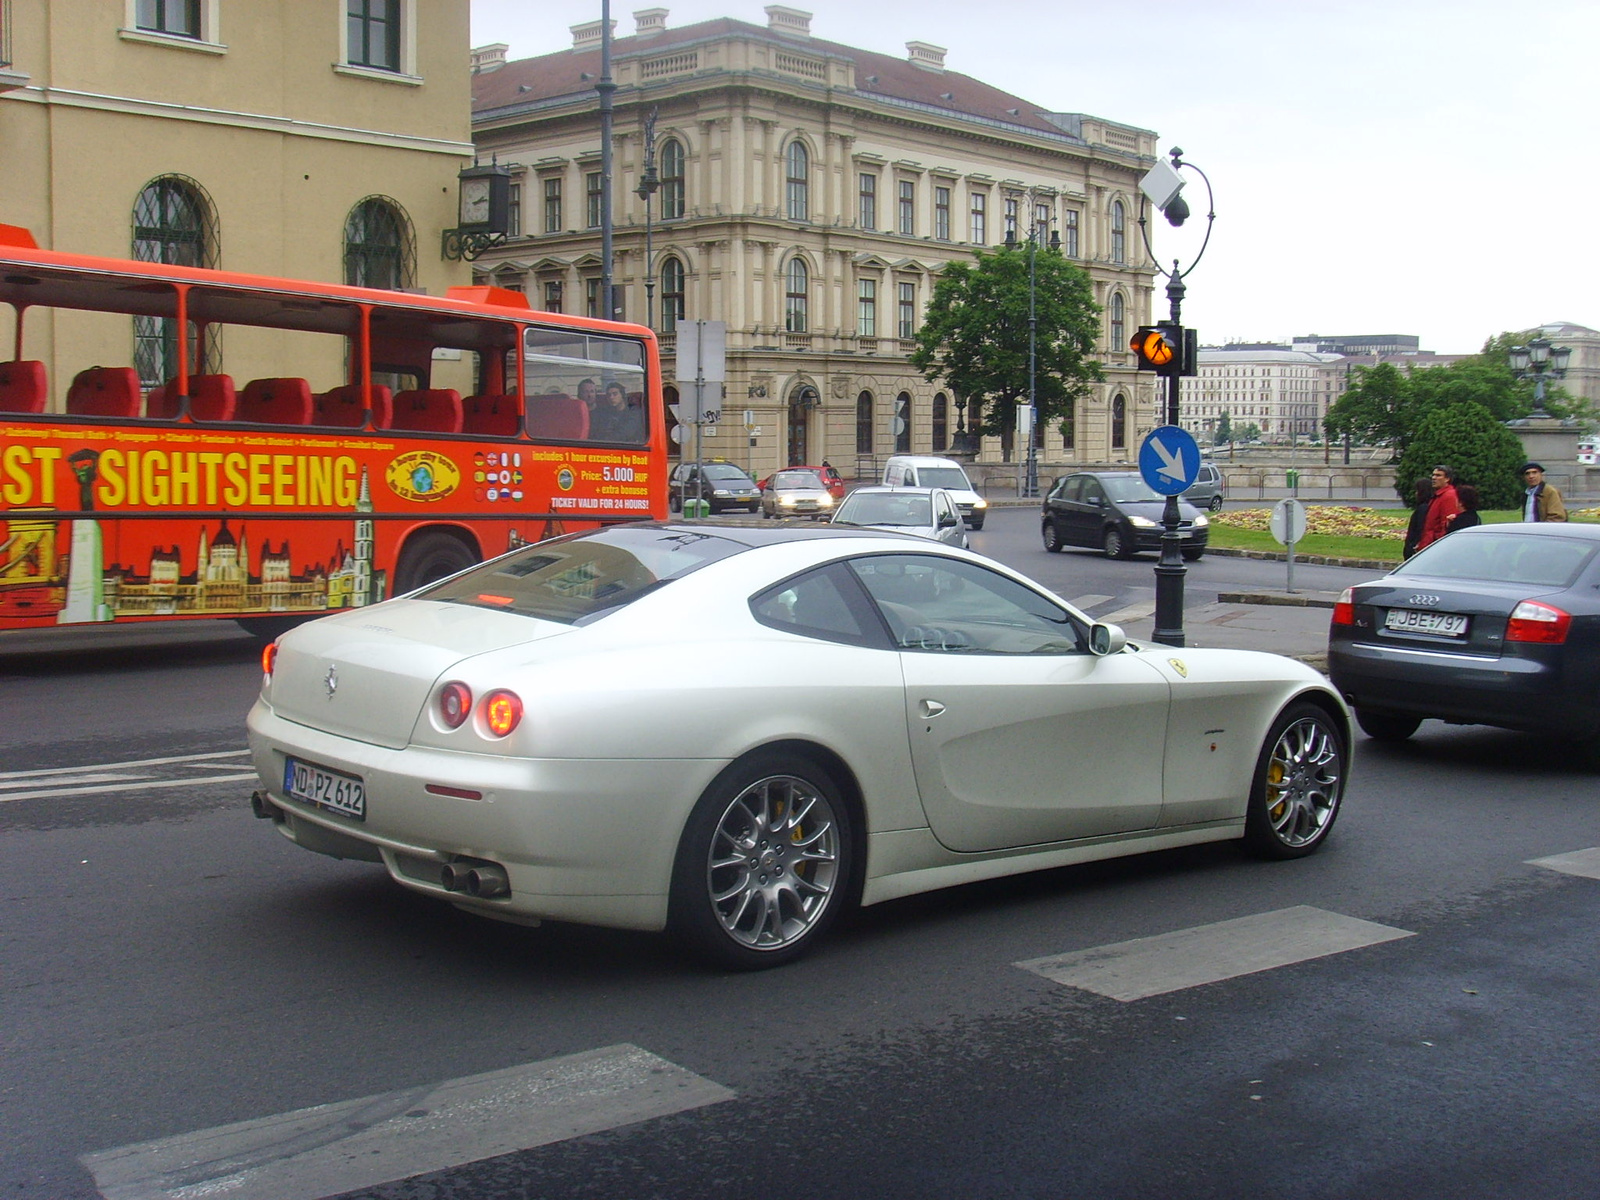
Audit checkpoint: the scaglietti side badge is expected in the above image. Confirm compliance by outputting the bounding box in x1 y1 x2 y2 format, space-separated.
325 665 338 699
1408 594 1441 606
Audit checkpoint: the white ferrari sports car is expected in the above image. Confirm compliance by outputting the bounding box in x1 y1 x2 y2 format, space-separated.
247 523 1350 969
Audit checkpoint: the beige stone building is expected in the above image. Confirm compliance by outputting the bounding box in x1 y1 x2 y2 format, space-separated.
0 0 472 401
1189 347 1346 445
469 6 1164 482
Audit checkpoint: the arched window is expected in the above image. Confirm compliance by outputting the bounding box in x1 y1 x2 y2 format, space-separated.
1109 292 1126 353
660 138 685 221
856 390 874 454
786 140 809 221
1111 393 1127 450
785 257 809 333
932 392 948 452
132 175 217 387
1110 200 1126 265
895 390 912 453
344 196 413 290
659 256 685 333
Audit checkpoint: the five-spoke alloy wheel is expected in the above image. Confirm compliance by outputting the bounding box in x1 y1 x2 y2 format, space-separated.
1243 701 1346 859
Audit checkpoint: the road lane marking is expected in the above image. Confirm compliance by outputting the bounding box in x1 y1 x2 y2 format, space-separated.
1 774 260 803
1096 600 1156 626
1528 847 1600 881
0 749 253 781
81 1044 735 1200
0 750 257 803
1016 906 1415 1001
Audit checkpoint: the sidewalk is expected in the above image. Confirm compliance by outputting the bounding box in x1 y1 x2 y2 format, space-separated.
1113 588 1337 673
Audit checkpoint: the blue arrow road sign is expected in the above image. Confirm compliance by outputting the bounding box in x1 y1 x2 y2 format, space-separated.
1138 425 1201 496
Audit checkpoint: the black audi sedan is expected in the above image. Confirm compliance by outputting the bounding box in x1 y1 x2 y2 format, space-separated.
1327 523 1600 742
1041 471 1208 560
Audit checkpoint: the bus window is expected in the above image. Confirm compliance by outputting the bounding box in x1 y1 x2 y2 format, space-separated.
523 326 648 446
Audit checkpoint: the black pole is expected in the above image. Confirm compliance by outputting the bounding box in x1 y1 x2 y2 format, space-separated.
598 0 617 319
1151 259 1190 648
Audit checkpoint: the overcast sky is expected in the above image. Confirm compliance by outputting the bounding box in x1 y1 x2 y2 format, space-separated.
471 0 1599 354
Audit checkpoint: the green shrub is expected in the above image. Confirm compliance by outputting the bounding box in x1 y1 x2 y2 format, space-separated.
1393 402 1527 511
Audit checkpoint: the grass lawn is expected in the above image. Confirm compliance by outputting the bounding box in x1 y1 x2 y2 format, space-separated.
1206 506 1598 562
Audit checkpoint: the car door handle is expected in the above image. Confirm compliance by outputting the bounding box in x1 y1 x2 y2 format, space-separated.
920 700 946 718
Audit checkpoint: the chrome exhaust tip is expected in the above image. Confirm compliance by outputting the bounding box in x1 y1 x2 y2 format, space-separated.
465 863 509 898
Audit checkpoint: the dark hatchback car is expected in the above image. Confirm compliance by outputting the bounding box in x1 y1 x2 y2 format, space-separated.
1041 471 1208 560
668 461 761 514
1327 523 1600 742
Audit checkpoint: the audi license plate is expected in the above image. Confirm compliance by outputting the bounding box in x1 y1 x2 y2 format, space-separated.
284 757 366 820
1385 608 1468 637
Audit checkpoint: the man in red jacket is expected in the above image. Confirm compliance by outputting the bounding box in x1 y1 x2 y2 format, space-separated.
1416 465 1462 551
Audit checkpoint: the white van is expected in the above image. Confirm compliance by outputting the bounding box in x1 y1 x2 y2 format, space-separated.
881 455 987 529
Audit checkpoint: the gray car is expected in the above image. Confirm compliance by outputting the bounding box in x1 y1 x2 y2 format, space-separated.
830 486 967 548
1185 462 1226 512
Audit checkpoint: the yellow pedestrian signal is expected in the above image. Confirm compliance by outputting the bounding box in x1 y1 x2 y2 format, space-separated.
1131 326 1176 370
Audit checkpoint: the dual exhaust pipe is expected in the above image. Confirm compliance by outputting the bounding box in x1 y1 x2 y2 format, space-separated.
440 858 510 898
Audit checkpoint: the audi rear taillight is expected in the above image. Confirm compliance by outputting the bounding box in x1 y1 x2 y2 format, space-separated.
262 641 278 676
1332 588 1355 626
483 690 523 737
1506 600 1571 644
438 681 473 728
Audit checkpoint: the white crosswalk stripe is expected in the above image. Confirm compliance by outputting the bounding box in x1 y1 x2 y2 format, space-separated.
81 1044 735 1200
1527 847 1600 881
0 750 257 803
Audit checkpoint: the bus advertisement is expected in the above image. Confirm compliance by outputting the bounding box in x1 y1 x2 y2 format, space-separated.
0 223 667 638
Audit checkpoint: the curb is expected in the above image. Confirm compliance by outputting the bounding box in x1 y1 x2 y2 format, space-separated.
1216 591 1336 609
1204 546 1393 571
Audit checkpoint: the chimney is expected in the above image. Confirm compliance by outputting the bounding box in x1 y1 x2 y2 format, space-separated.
570 20 615 51
764 6 813 37
906 41 947 71
470 43 509 73
634 8 669 36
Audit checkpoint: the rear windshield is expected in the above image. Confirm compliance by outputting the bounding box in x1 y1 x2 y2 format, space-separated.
1399 531 1597 588
416 527 743 623
916 467 971 490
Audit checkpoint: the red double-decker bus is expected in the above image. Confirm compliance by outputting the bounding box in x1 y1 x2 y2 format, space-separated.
0 223 666 639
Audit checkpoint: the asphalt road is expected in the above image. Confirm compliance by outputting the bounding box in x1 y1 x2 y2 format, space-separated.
3 515 1597 1200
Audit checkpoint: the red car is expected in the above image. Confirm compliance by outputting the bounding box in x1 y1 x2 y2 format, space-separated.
759 463 845 500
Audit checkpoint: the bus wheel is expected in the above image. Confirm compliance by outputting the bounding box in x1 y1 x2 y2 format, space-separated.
394 531 477 595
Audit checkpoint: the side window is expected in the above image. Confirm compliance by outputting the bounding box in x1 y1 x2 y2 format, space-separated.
1055 476 1083 503
1081 480 1104 506
848 554 1084 655
750 564 885 648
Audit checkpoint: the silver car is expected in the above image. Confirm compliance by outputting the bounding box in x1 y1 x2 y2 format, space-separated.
761 468 836 519
831 486 967 548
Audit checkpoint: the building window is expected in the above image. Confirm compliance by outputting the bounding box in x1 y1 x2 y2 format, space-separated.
970 192 986 245
346 0 400 71
1004 196 1018 240
586 277 601 318
894 391 911 453
785 257 808 332
857 279 876 337
507 183 521 237
934 186 951 241
1061 399 1075 450
586 172 604 229
542 280 563 313
1111 393 1127 449
1063 209 1079 257
136 0 200 37
344 196 411 290
132 175 216 387
856 390 874 454
898 180 915 235
897 281 916 339
859 173 877 231
543 177 562 233
932 392 948 452
660 255 685 333
1110 292 1125 352
1111 200 1126 264
786 141 809 221
660 138 685 220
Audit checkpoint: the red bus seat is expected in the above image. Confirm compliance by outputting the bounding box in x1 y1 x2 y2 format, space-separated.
526 393 589 441
463 394 522 437
146 375 237 421
238 378 313 425
315 384 392 429
0 360 47 413
67 367 141 417
392 388 462 433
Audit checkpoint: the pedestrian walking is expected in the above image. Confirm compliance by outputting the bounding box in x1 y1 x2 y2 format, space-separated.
1448 484 1482 534
1402 478 1432 558
1520 462 1567 522
1416 465 1462 552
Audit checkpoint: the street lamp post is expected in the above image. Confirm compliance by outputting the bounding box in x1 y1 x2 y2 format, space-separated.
1005 213 1059 498
634 107 660 330
1509 336 1572 417
597 0 617 319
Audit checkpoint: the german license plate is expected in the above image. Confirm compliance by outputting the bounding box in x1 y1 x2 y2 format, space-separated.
284 757 366 820
1385 608 1468 637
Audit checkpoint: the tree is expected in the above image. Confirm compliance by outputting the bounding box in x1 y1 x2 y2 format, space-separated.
1393 401 1527 510
910 246 1103 461
1323 362 1409 450
1214 411 1232 446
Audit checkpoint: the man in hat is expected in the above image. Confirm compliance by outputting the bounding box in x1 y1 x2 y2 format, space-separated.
1520 462 1567 522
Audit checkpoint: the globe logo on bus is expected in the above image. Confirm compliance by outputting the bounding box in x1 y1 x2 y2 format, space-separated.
409 463 435 494
385 451 461 503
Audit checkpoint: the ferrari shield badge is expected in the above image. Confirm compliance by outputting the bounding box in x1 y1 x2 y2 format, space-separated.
1167 658 1188 678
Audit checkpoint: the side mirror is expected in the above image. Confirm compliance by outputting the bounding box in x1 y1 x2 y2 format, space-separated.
1089 622 1127 656
938 513 957 528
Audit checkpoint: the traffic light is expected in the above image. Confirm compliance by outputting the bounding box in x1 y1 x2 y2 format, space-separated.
1130 324 1179 374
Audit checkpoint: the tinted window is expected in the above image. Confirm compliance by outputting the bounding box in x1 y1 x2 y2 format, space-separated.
751 564 883 647
848 554 1084 655
704 464 753 483
1399 532 1597 588
419 527 742 623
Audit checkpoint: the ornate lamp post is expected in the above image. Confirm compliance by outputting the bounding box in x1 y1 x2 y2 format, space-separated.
634 107 660 329
1005 212 1059 498
1509 336 1572 417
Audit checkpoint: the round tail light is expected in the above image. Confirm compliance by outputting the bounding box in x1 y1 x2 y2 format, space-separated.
438 681 473 728
482 690 523 738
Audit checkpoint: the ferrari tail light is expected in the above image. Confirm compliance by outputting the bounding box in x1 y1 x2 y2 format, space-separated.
262 641 278 676
1506 600 1571 644
1332 588 1355 626
482 690 523 738
438 681 473 728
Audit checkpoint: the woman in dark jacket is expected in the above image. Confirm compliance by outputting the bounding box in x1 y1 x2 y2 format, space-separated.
1402 479 1432 558
1448 484 1482 534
